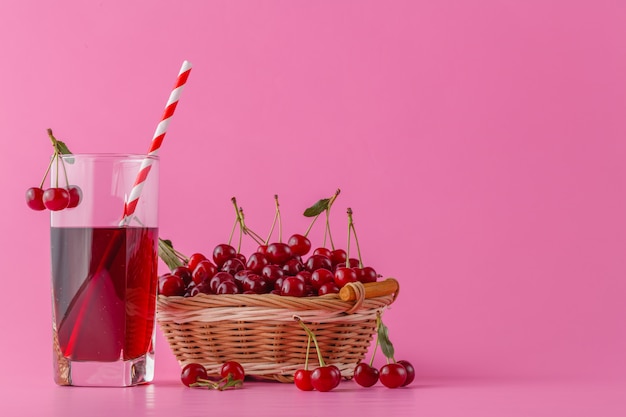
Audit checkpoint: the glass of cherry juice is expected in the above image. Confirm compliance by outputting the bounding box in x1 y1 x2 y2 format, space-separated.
49 154 159 386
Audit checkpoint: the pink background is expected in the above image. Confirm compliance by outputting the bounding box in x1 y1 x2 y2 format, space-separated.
1 0 625 415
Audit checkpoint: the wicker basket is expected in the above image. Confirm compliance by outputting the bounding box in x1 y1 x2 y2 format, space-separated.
157 279 399 382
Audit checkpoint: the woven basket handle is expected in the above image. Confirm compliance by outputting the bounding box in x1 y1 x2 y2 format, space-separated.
340 278 400 314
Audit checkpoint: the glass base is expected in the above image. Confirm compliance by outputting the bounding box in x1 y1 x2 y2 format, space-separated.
53 352 154 387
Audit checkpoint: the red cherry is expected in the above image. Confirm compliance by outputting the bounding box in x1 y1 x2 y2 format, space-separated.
43 187 70 211
295 271 312 284
317 281 340 295
294 369 314 391
282 258 304 276
25 187 46 211
329 249 347 266
181 363 209 387
310 365 341 392
242 274 268 294
397 360 415 386
192 259 218 285
310 268 335 290
379 363 407 388
313 247 332 258
221 361 245 381
257 245 268 255
305 254 332 272
355 266 378 283
246 252 269 274
261 265 284 285
216 280 240 294
66 185 82 208
334 267 358 288
220 258 245 275
353 362 379 387
210 272 236 293
281 276 306 297
187 253 207 273
173 266 193 286
266 242 293 265
213 244 237 267
158 273 186 296
288 234 311 256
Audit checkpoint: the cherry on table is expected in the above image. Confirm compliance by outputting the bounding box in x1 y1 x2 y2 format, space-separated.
181 363 209 387
25 187 46 211
310 365 341 392
379 363 407 388
353 362 379 387
43 187 70 211
220 361 245 381
397 360 415 386
294 369 314 391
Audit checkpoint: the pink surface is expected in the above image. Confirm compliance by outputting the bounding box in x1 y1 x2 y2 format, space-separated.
1 0 625 414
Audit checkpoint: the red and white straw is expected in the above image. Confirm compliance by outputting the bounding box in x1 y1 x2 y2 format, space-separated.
121 60 192 224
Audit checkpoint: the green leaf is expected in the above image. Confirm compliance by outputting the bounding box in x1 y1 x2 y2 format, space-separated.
303 198 330 217
55 140 74 164
158 238 183 271
377 319 395 359
55 140 72 155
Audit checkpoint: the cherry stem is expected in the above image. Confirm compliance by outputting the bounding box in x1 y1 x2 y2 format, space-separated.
239 208 265 246
295 317 326 367
324 189 340 249
369 331 379 367
347 208 364 268
303 213 321 238
38 155 55 189
345 208 352 267
55 155 60 187
228 216 238 247
304 333 312 371
265 196 279 245
275 194 283 243
231 197 245 252
59 155 70 188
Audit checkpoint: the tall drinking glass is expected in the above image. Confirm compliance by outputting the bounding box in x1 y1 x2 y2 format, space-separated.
49 154 159 386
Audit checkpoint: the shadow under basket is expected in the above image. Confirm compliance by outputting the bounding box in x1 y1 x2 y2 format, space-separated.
156 279 399 382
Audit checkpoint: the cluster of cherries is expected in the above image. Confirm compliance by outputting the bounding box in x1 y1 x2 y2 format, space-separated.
181 361 245 390
25 129 82 211
158 235 378 298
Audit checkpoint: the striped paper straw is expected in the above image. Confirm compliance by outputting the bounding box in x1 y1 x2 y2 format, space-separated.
121 60 192 225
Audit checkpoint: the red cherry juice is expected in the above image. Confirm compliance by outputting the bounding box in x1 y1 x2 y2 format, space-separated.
50 226 158 362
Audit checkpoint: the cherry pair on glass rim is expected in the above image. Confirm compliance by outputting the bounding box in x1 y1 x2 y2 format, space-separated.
26 185 82 211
